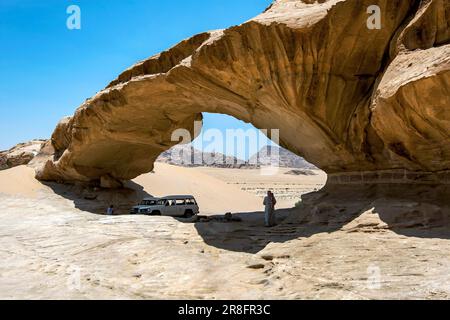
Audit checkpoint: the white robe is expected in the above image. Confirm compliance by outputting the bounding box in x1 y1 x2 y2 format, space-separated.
264 196 275 226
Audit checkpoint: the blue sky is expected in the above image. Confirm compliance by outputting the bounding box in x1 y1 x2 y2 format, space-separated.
0 0 273 155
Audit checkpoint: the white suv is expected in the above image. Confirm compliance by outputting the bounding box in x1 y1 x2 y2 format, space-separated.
131 195 199 218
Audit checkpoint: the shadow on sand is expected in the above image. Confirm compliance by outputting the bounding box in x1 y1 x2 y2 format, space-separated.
43 180 153 215
194 183 450 253
44 180 450 254
192 208 304 254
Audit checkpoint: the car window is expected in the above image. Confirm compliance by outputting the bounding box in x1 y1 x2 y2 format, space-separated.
176 199 186 206
140 200 156 206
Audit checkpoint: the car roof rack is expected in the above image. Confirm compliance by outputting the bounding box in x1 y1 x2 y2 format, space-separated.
161 195 195 200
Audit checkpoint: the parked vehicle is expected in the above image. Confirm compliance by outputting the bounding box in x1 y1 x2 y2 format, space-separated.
131 195 199 218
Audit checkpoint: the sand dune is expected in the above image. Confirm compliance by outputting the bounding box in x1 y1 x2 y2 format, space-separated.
0 164 266 215
0 166 47 198
133 163 264 214
0 163 324 215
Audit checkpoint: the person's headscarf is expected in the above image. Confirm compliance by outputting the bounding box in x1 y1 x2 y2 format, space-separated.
269 191 276 203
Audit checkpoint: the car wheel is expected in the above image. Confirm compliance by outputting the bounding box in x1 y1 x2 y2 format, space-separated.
184 210 194 218
152 211 161 216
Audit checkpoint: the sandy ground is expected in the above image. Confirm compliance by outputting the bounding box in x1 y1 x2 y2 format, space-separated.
195 167 326 208
0 166 44 197
0 165 449 299
133 164 267 214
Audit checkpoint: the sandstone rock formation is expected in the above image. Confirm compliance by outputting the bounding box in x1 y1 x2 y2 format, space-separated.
0 140 46 171
36 0 450 188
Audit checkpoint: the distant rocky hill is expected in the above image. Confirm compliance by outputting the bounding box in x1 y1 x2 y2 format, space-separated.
156 144 317 170
247 146 317 169
0 140 46 170
157 144 245 168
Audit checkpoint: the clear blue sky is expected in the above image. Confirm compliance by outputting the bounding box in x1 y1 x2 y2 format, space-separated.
0 0 273 152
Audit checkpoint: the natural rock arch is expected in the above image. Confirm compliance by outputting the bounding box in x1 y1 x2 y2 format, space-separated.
36 0 450 187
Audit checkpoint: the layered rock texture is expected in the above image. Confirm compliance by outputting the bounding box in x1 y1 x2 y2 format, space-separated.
36 0 450 187
0 140 46 170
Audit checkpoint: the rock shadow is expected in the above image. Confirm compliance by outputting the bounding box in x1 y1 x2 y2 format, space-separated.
192 208 305 254
42 180 152 215
44 179 450 254
192 183 450 254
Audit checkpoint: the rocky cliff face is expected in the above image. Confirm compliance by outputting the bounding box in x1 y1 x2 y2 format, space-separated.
36 0 450 187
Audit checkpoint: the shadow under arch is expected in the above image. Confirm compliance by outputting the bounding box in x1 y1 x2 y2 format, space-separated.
41 180 154 216
42 175 450 255
192 183 450 254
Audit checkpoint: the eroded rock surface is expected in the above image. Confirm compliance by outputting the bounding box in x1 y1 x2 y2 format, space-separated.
36 0 450 187
0 140 46 170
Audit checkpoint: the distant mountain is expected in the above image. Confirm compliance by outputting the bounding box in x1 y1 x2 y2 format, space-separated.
157 144 317 170
248 146 318 169
156 144 245 168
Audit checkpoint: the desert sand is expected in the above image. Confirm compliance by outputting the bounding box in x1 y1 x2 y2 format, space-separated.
133 164 267 214
1 164 450 299
195 167 326 209
0 163 325 214
0 166 47 198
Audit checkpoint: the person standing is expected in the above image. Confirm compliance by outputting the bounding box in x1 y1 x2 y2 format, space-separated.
269 191 277 226
107 205 114 216
263 191 277 227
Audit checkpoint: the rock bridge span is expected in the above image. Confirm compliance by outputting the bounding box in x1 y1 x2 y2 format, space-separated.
36 0 450 188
